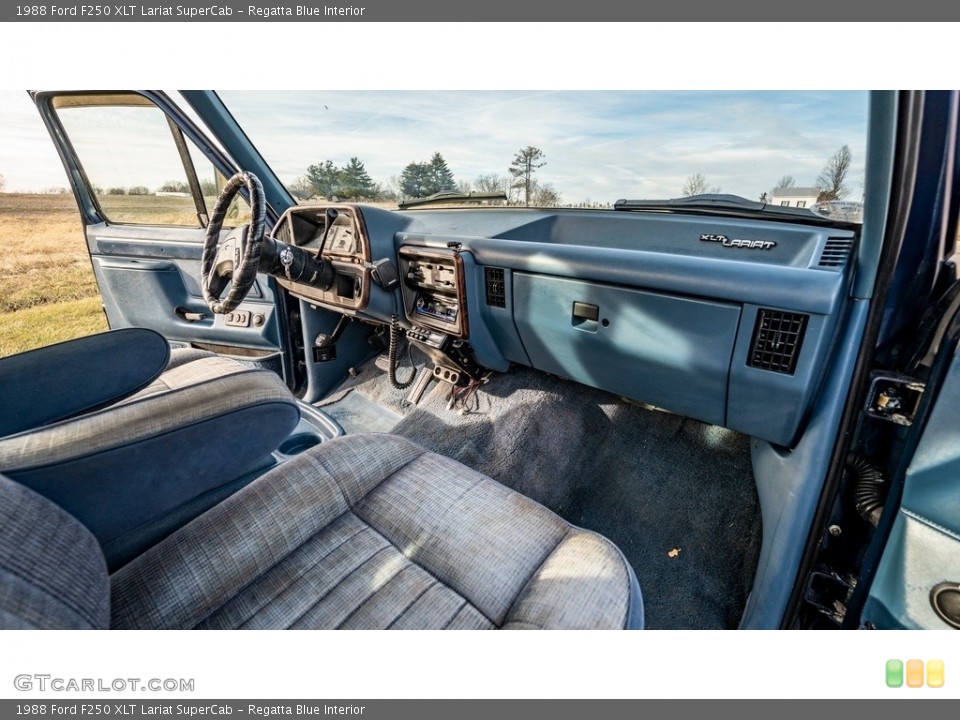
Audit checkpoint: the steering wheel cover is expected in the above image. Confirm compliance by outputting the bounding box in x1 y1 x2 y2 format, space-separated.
201 171 267 314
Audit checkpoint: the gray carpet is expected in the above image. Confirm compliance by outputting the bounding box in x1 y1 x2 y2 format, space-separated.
318 356 761 629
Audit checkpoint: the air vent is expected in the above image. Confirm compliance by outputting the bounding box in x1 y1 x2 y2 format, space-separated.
485 267 506 308
747 309 808 375
818 237 854 268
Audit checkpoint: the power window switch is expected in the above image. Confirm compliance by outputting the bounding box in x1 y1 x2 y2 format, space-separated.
226 310 251 327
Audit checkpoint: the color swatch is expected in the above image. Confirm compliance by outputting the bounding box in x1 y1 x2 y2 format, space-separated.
887 660 944 688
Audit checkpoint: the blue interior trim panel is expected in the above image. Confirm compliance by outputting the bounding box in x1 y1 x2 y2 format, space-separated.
86 224 283 356
391 208 854 447
513 273 740 427
865 341 960 629
464 238 845 316
742 299 869 628
472 264 530 367
728 305 840 447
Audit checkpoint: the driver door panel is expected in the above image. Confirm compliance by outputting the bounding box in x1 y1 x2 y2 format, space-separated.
87 225 283 355
33 91 288 377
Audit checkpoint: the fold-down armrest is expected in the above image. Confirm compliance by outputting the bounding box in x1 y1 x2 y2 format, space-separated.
0 328 170 437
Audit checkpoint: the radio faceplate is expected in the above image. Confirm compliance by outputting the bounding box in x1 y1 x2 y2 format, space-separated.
398 247 468 338
414 293 460 326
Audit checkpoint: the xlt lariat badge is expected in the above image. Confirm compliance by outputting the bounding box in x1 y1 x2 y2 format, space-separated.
700 234 776 250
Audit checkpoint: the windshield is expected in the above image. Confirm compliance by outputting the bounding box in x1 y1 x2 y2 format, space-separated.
221 90 869 218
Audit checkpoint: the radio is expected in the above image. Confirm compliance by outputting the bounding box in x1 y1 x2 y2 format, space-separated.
398 247 468 338
414 293 459 325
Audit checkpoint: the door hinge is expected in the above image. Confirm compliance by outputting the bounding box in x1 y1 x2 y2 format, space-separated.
865 372 925 426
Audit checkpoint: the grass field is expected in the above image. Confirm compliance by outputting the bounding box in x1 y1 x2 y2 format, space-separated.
0 191 379 357
0 193 107 356
0 192 259 356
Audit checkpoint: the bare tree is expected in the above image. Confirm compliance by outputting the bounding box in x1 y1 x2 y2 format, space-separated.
473 173 507 192
0 174 6 192
286 176 314 200
774 175 796 191
763 174 797 201
530 180 561 207
509 146 546 206
816 145 852 201
474 173 510 195
382 175 402 199
681 173 720 197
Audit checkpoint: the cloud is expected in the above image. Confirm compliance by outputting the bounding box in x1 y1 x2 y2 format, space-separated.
223 90 869 202
0 90 869 202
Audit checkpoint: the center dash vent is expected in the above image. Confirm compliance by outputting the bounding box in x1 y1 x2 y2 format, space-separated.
485 267 506 307
747 309 809 375
818 237 855 268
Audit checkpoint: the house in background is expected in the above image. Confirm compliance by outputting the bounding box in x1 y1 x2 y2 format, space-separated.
768 186 821 208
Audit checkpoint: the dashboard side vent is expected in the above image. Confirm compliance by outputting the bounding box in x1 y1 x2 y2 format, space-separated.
747 309 808 375
485 267 506 308
818 237 855 268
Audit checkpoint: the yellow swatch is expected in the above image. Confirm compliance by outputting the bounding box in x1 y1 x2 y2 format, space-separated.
926 660 944 689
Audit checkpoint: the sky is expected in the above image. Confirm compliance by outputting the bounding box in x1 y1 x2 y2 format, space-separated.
1 89 868 204
0 90 67 192
222 90 869 203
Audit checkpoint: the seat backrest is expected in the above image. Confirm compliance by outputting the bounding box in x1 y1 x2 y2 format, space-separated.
0 474 109 629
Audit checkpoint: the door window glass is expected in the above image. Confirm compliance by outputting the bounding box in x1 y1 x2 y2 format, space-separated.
53 94 248 227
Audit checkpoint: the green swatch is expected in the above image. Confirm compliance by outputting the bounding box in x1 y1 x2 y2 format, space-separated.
886 659 904 688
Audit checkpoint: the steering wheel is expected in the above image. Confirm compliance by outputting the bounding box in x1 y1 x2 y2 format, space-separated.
201 171 267 314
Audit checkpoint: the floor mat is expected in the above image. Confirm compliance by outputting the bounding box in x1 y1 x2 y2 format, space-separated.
317 358 761 629
323 389 403 434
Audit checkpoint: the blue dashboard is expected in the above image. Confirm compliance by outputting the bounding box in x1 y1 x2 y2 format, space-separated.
274 205 857 447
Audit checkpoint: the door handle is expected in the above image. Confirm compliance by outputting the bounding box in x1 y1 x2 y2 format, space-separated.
572 302 599 321
572 302 600 333
176 307 207 322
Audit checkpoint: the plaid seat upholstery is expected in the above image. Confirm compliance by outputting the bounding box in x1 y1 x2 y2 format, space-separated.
0 349 301 559
110 434 643 630
0 475 109 629
0 434 642 629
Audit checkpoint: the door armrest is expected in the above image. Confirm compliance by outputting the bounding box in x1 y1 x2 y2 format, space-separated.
0 328 170 437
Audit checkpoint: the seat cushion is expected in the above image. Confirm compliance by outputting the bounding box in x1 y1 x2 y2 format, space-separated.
0 358 301 559
111 434 642 630
0 475 109 629
162 347 218 371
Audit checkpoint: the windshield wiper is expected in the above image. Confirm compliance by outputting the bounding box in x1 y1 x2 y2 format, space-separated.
398 191 508 210
614 193 860 229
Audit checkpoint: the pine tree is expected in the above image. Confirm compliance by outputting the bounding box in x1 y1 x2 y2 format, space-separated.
305 160 341 199
424 152 456 195
400 162 430 198
339 157 376 200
